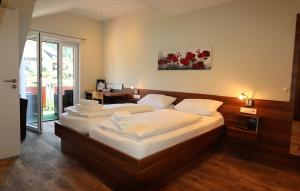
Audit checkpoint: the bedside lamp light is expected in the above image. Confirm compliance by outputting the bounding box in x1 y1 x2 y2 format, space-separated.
239 92 254 107
130 86 139 95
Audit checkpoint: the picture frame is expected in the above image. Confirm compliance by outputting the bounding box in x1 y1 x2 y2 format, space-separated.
96 79 106 91
158 47 212 70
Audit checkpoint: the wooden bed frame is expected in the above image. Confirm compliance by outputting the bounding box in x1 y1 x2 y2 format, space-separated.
55 122 225 190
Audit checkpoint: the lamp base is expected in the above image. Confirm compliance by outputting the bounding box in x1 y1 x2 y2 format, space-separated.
134 89 139 94
245 99 254 107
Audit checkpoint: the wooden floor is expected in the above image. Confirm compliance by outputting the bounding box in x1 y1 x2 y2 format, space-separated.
1 122 300 191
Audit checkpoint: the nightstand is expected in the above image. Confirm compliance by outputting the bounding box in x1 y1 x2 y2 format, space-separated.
225 114 262 158
227 114 261 141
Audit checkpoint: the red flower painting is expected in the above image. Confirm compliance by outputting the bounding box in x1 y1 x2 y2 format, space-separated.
167 53 178 62
158 48 212 70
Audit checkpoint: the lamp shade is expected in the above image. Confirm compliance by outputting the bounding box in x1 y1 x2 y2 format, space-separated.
239 92 247 100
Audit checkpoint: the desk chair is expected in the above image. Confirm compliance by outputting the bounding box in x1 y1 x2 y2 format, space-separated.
92 91 104 104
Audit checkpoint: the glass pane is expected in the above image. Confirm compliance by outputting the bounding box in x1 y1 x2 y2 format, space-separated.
41 41 59 121
62 46 74 110
20 37 39 129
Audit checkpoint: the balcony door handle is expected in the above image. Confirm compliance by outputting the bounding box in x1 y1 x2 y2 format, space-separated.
4 79 17 83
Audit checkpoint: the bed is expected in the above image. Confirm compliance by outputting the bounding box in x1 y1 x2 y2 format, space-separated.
55 108 225 190
89 112 224 159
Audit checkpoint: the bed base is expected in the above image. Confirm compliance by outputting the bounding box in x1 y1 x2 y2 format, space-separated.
55 122 225 191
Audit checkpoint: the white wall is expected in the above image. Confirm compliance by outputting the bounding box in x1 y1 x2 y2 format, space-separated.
31 13 103 95
102 0 300 101
2 0 36 60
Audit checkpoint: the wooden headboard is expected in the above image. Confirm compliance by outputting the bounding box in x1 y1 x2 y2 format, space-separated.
125 88 297 167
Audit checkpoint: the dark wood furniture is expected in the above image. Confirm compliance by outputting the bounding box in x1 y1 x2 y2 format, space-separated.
290 121 300 156
226 114 262 158
227 125 259 141
102 91 132 104
102 91 130 97
123 88 299 169
56 90 229 190
85 90 133 104
63 90 73 109
20 98 28 141
113 97 139 103
227 114 261 140
291 14 300 120
56 87 300 189
55 122 225 191
85 90 93 100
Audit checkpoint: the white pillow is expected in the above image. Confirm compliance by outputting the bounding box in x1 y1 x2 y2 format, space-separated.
175 99 223 116
137 94 176 109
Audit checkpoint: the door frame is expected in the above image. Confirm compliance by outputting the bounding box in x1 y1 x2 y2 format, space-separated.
41 33 80 112
290 14 300 120
59 42 80 115
24 30 80 133
26 31 43 132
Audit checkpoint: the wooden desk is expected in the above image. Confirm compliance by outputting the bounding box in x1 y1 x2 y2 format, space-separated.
102 91 130 97
85 90 103 103
85 90 133 104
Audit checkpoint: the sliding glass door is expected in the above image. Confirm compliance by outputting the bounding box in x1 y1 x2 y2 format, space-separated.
20 31 79 133
61 44 78 112
41 41 59 121
20 31 41 131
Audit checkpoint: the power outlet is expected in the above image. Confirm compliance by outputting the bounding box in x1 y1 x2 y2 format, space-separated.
133 94 141 99
240 107 257 115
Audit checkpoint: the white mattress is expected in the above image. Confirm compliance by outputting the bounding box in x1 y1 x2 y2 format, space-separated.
89 112 224 159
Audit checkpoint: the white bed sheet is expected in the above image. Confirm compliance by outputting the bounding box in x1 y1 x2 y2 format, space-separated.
89 112 224 159
59 113 107 135
59 103 159 134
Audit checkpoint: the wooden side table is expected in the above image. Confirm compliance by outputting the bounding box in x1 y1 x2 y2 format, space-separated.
225 114 262 158
85 90 135 104
227 114 261 141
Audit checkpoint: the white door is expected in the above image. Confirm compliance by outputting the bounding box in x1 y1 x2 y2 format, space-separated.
0 8 20 159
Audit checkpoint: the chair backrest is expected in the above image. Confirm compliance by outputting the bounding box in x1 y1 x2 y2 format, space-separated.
92 91 103 100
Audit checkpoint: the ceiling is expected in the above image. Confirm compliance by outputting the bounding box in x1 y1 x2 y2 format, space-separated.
33 0 236 21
